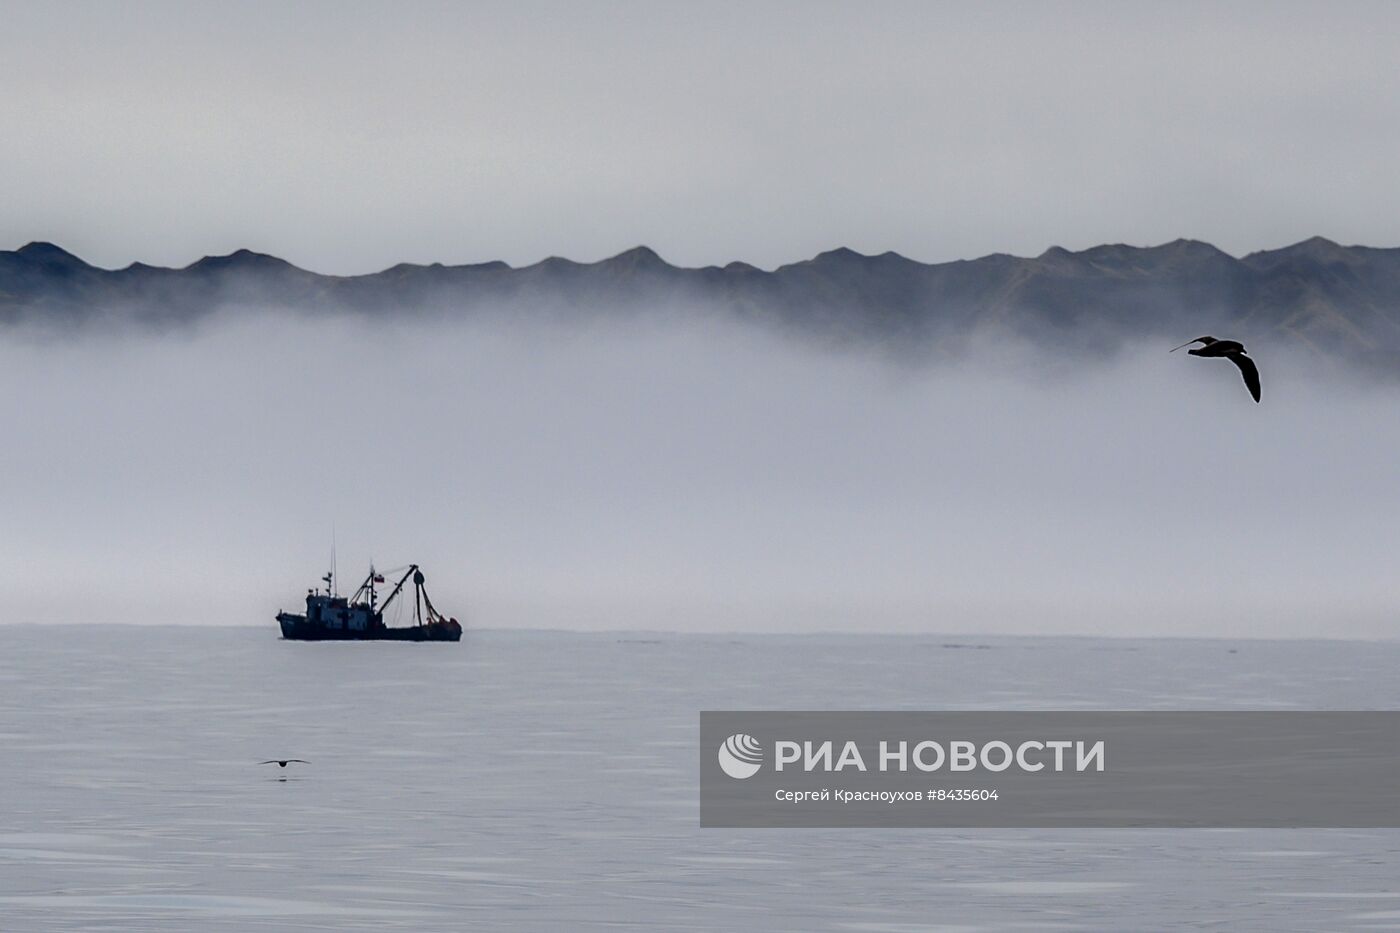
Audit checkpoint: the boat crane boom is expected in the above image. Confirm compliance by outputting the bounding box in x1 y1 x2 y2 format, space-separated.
377 564 419 616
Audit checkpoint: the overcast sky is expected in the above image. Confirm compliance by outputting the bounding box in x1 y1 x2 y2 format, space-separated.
4 1 1400 273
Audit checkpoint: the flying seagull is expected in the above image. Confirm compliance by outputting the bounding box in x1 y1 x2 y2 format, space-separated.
260 759 309 768
1169 336 1261 403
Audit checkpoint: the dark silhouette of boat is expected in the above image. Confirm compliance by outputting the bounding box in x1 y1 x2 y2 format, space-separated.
277 565 462 642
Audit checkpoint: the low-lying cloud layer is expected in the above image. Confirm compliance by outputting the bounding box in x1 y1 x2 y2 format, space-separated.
1 309 1395 638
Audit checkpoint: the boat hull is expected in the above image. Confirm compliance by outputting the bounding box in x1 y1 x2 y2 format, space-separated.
277 613 462 642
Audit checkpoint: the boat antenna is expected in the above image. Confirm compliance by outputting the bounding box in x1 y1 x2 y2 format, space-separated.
331 521 337 597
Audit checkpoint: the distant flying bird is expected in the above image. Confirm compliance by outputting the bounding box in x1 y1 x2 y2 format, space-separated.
260 759 309 768
1169 336 1261 403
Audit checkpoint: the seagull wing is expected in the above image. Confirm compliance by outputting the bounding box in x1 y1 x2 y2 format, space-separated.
1170 336 1216 352
258 760 279 765
286 759 310 764
1228 353 1261 402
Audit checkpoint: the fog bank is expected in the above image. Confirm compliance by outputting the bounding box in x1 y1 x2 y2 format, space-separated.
0 310 1395 638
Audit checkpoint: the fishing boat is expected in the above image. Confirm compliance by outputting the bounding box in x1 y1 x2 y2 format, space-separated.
276 564 462 642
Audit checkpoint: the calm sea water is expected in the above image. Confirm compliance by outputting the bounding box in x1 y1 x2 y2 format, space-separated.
2 626 1399 931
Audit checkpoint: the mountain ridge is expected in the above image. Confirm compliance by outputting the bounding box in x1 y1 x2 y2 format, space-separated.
4 238 1400 369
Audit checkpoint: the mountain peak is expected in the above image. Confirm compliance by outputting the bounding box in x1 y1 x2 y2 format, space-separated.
1160 237 1221 252
187 249 296 273
813 246 867 262
16 241 85 265
1243 236 1353 269
1273 235 1344 258
1141 239 1236 264
602 245 668 268
534 255 582 269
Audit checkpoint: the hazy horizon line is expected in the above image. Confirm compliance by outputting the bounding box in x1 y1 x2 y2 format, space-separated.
3 620 1395 646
